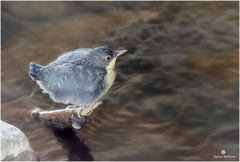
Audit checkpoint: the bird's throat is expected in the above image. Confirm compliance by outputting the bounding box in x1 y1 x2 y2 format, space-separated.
105 58 117 93
107 58 117 70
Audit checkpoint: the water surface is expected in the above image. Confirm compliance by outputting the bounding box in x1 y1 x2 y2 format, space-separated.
1 1 239 160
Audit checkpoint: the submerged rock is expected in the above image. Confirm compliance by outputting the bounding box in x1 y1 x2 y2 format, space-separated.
1 120 38 161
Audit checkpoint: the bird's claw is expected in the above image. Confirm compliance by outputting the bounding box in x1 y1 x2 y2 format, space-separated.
86 110 93 116
77 108 83 118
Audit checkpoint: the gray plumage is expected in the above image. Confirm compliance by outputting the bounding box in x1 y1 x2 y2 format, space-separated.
29 46 127 106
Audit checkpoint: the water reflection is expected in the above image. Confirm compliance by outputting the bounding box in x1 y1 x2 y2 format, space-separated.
52 128 93 161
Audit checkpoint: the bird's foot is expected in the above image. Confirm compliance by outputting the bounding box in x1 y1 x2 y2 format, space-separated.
77 108 84 119
66 105 85 119
67 102 102 129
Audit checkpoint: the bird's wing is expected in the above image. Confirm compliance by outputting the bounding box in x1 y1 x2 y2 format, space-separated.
41 62 106 105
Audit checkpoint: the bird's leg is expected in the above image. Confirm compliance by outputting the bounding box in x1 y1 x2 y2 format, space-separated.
64 103 102 129
65 105 85 129
65 105 84 117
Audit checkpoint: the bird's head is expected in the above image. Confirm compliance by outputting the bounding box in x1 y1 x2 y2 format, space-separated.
87 46 128 70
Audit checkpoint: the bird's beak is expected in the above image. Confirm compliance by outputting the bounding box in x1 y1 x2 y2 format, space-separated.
115 50 128 57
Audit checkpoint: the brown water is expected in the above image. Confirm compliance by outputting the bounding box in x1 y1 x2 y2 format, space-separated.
1 1 239 161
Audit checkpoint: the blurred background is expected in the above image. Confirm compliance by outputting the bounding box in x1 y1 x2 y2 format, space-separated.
1 1 239 161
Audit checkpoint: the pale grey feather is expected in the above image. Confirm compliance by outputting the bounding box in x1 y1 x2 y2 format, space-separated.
39 61 106 105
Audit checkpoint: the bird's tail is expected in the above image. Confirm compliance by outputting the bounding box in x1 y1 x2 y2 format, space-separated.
29 62 43 81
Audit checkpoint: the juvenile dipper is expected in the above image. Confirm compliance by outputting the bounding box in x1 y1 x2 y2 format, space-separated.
29 46 127 116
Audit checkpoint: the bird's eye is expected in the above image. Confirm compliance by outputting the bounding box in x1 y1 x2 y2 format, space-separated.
106 56 111 61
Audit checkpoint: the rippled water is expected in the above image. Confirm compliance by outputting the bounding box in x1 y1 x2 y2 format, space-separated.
1 1 239 161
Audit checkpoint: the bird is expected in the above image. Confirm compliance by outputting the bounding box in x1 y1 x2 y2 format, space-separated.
29 46 127 127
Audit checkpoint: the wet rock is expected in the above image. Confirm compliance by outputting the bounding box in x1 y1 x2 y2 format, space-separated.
1 120 38 161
